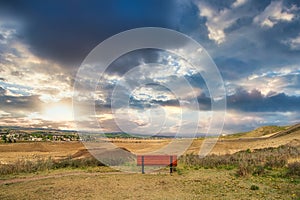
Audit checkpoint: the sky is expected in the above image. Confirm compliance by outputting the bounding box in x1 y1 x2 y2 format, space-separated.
0 0 299 135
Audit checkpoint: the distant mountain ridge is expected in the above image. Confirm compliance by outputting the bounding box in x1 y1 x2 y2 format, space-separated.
1 123 299 139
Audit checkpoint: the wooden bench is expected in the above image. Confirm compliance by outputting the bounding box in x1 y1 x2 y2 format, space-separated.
137 155 177 174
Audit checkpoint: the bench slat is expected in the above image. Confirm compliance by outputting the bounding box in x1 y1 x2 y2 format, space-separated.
137 155 177 166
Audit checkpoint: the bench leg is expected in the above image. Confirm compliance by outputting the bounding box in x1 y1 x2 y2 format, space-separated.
142 156 145 174
170 156 173 174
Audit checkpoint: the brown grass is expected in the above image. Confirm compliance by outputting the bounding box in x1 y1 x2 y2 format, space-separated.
0 156 105 175
179 144 300 177
1 127 299 164
0 168 299 200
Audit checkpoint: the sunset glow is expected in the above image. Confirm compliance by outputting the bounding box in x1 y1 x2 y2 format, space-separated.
44 104 73 122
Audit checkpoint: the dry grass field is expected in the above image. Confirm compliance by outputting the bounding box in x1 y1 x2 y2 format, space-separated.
0 142 84 164
0 167 299 200
1 124 299 163
0 124 299 199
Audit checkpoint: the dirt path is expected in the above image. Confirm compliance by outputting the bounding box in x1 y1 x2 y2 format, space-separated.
0 171 126 185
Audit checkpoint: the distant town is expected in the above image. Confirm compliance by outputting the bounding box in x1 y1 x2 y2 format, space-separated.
0 127 80 143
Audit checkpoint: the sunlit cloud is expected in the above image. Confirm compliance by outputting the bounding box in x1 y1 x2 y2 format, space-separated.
253 0 296 28
196 0 251 44
232 0 248 8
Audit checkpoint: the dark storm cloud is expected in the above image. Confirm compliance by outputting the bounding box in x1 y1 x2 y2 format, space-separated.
0 92 44 115
227 88 300 112
0 87 46 117
150 99 179 107
128 98 180 109
0 0 180 68
197 93 211 110
215 57 260 80
128 98 152 109
184 73 207 88
176 1 209 42
106 49 161 75
0 86 5 96
178 86 300 112
260 20 300 56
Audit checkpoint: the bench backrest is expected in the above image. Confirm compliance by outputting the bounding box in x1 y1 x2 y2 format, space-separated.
137 155 177 166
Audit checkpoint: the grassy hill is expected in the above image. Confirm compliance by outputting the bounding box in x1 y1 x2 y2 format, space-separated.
224 125 289 139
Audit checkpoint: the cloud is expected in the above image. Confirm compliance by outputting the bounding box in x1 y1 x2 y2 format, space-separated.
227 88 300 112
0 96 75 130
242 65 300 96
0 86 5 96
253 0 296 28
175 86 300 113
115 81 300 113
0 116 75 130
0 94 44 117
130 84 175 103
222 110 299 133
0 0 181 67
106 49 161 76
0 21 74 103
232 0 248 8
197 2 231 44
0 0 299 133
283 34 300 50
196 93 211 110
193 0 300 69
215 57 260 80
196 0 253 44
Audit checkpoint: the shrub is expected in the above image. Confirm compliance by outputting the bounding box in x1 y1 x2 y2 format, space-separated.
237 161 253 177
0 156 104 175
178 144 300 177
250 185 259 190
0 158 53 175
52 157 104 169
265 155 287 169
253 165 265 176
286 162 300 177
